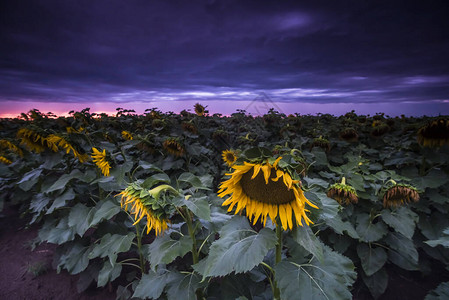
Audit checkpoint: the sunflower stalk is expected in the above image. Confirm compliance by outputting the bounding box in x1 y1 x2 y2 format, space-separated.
273 217 283 300
134 222 146 275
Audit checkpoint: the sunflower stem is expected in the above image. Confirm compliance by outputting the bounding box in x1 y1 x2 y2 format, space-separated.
184 208 204 299
134 222 146 275
273 217 283 300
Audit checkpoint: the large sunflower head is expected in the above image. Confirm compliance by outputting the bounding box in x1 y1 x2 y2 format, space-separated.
417 118 449 147
339 127 358 142
122 130 133 140
91 147 111 176
0 155 12 165
182 121 198 134
194 103 206 116
327 178 358 205
47 134 89 163
118 181 173 236
382 182 420 208
218 151 318 231
163 137 185 157
17 127 48 153
222 149 238 166
371 122 390 137
0 139 23 157
311 136 331 152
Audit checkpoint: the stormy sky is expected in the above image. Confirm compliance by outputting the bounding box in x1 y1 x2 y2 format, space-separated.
1 0 449 116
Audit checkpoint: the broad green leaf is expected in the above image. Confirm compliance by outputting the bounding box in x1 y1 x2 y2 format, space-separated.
139 160 163 172
425 282 449 300
133 269 172 299
381 207 418 239
413 169 448 190
178 172 210 190
347 173 365 192
89 199 121 227
143 173 171 188
355 214 388 242
292 225 324 262
194 216 277 277
419 212 449 240
29 193 51 215
274 244 356 300
166 272 202 300
110 161 134 186
303 177 329 189
148 234 192 271
173 195 211 221
97 260 122 287
425 227 449 248
17 168 42 191
325 216 359 239
356 243 388 276
57 243 90 274
46 169 84 193
311 148 328 166
362 268 388 299
88 233 136 264
47 188 75 214
68 203 94 236
385 232 419 271
305 190 338 220
38 217 76 244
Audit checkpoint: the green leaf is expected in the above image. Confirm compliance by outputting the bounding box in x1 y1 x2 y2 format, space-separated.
89 233 136 265
194 216 277 277
89 199 121 227
57 243 90 274
46 169 84 193
17 168 42 191
97 260 122 287
133 269 172 299
148 234 192 271
139 160 163 172
413 169 449 190
303 177 329 189
166 272 202 300
143 173 171 189
178 172 210 190
292 225 324 262
38 217 76 244
381 207 418 239
356 243 388 276
362 268 388 299
385 232 419 271
325 216 359 239
274 244 356 300
173 195 211 221
355 214 388 242
311 148 328 166
110 161 134 186
305 191 338 220
425 282 449 300
47 188 75 214
29 193 51 215
68 203 94 236
425 227 449 248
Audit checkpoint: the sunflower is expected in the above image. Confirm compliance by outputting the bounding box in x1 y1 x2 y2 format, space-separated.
66 126 84 134
122 130 133 140
0 156 12 165
17 128 47 153
182 121 198 134
0 139 23 157
163 138 185 157
371 122 390 137
118 183 170 236
194 103 205 116
339 127 358 142
91 148 111 176
382 183 419 208
417 118 449 147
47 134 89 163
218 157 318 230
327 178 358 205
222 150 237 166
311 136 331 152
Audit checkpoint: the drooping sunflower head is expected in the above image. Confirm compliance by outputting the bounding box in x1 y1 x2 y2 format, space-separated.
339 127 358 142
327 178 358 205
218 153 318 231
311 136 331 152
91 147 111 176
371 122 390 137
212 129 229 142
0 139 23 157
163 137 185 157
152 118 166 130
118 181 172 236
194 103 206 116
222 149 238 166
182 121 198 134
122 130 133 140
47 134 89 163
382 183 420 208
0 156 12 165
417 118 449 148
17 127 48 153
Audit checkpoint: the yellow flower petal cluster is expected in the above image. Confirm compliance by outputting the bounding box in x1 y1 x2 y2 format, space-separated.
163 138 185 157
218 157 318 231
17 128 47 153
47 134 89 163
91 148 111 176
0 139 23 157
417 118 449 147
194 103 205 116
222 150 237 166
0 156 12 165
119 190 169 236
122 131 133 140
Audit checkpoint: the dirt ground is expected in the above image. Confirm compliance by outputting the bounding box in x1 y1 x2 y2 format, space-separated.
0 205 115 300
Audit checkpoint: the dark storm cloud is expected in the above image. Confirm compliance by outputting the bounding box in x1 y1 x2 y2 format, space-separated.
1 0 449 106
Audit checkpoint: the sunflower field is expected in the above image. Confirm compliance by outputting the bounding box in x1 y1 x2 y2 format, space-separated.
1 106 449 300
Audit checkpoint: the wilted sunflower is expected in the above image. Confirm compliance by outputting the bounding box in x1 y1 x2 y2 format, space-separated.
0 139 23 157
382 183 419 208
340 127 358 142
371 122 390 137
182 121 198 134
327 178 358 205
417 118 449 147
47 134 89 163
218 156 318 230
122 130 133 140
0 156 12 165
194 103 205 116
91 148 111 176
222 149 237 166
311 136 331 152
17 128 47 153
66 126 84 134
118 183 171 236
163 138 185 157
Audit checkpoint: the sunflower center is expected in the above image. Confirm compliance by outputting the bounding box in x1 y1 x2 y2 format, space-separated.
239 167 296 205
226 153 235 162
